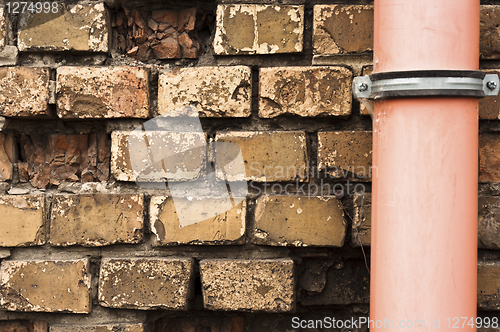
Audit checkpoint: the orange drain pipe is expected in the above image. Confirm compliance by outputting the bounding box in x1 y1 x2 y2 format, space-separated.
353 0 499 330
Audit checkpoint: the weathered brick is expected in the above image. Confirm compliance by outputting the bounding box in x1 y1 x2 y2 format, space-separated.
480 70 500 119
0 67 50 117
155 317 244 332
479 197 500 249
200 259 294 312
98 258 194 310
158 66 252 117
214 131 308 182
318 131 373 179
299 258 370 305
481 6 500 59
313 5 373 55
360 66 373 116
352 193 371 247
18 3 109 52
478 261 500 310
50 324 144 332
213 5 304 55
0 259 91 313
253 195 346 247
259 67 352 118
57 66 149 118
0 132 16 181
50 194 144 247
480 134 500 182
111 131 206 182
150 196 246 245
0 321 47 332
0 195 45 247
0 7 6 48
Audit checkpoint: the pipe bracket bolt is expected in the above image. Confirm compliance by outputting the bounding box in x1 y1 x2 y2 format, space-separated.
487 81 497 91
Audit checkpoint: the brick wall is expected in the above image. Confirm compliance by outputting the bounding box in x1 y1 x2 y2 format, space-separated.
0 0 500 331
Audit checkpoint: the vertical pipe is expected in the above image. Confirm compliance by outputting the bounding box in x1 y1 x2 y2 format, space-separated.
371 1 479 331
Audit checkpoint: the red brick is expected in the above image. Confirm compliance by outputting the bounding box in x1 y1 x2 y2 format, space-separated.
56 66 150 118
0 132 16 181
481 6 500 59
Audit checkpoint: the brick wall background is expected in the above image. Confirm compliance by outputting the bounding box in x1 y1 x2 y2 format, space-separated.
0 0 500 331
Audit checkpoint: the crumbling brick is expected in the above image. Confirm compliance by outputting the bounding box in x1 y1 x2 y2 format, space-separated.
98 258 194 310
158 66 252 117
0 67 50 117
200 259 295 312
259 66 352 118
57 66 150 118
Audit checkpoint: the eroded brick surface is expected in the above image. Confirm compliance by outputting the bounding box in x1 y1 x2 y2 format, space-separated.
0 67 50 117
0 259 91 313
313 5 373 55
0 7 6 48
253 195 346 247
479 197 500 249
259 66 352 118
111 131 206 182
18 3 109 52
480 134 500 182
481 6 500 59
0 321 47 332
318 131 373 179
214 5 304 55
158 66 251 117
0 132 16 181
214 131 308 182
478 261 500 310
21 133 110 188
299 258 370 305
150 196 246 245
98 258 194 310
352 193 371 247
155 317 244 332
0 195 45 247
57 66 150 118
50 194 144 247
200 259 294 312
50 324 144 332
